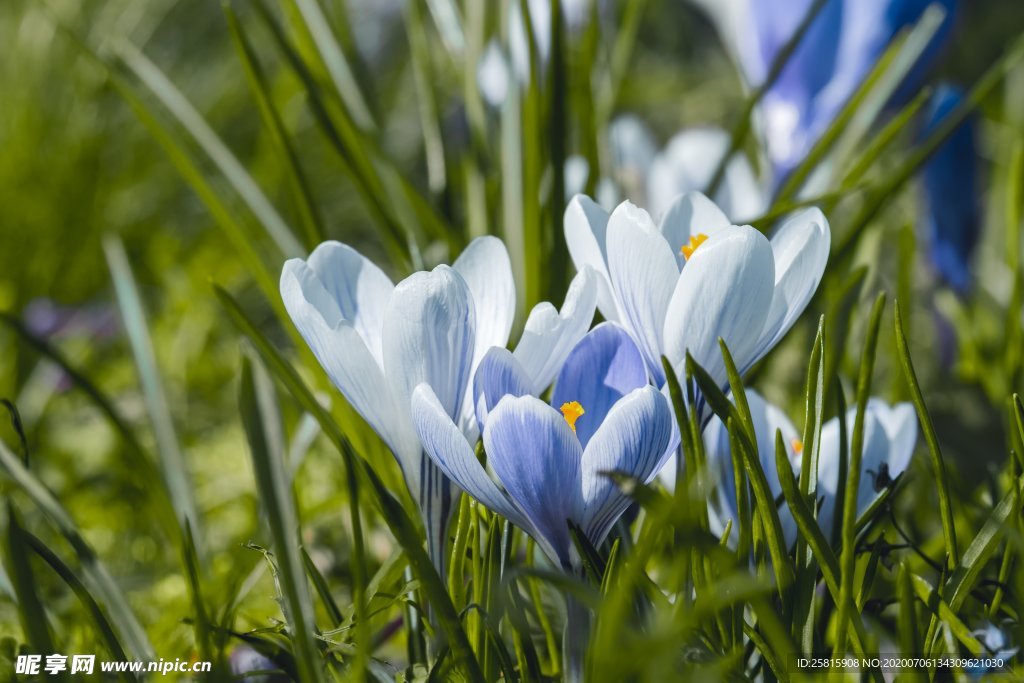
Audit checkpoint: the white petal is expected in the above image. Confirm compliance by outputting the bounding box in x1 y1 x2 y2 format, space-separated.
412 384 534 534
304 241 395 365
382 265 476 423
281 260 418 472
872 400 917 476
662 226 775 389
658 191 731 271
564 195 621 321
750 208 831 367
513 267 598 395
453 236 516 374
606 202 680 383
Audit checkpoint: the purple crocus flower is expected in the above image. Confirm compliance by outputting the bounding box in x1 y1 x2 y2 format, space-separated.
412 323 672 568
920 84 980 293
731 0 959 181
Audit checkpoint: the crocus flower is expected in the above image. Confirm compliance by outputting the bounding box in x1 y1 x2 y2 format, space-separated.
411 322 672 568
972 622 1019 663
229 644 291 683
280 238 596 566
920 84 980 293
691 389 802 547
720 0 959 181
816 399 917 538
564 193 830 397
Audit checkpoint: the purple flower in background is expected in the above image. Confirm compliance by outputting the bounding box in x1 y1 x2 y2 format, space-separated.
412 323 671 568
729 0 960 180
24 298 118 341
920 84 980 293
229 644 291 682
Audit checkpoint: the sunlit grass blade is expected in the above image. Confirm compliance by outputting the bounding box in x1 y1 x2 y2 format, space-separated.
224 3 324 250
0 438 154 660
285 0 376 131
218 287 484 681
834 292 885 657
706 0 829 196
117 43 305 260
405 0 449 197
239 353 327 683
895 300 959 565
104 236 199 541
897 563 925 681
910 573 985 656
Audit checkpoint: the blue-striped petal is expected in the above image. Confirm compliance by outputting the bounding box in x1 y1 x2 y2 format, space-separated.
551 323 649 449
473 346 533 431
579 386 673 546
483 395 584 565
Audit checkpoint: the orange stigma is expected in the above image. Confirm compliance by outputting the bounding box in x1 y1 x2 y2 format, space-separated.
680 233 709 260
560 401 585 432
791 438 804 456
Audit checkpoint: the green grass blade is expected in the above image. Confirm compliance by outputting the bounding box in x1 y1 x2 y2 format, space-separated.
910 573 985 656
23 531 134 677
895 300 958 565
834 292 885 657
897 563 924 680
118 43 306 260
224 3 324 250
0 439 154 660
773 433 881 677
104 235 199 541
286 0 376 132
5 505 57 658
405 0 449 197
689 352 795 596
239 354 327 683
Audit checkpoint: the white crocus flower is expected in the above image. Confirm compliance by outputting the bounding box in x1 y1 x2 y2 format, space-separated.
817 399 918 538
280 237 596 567
564 193 830 397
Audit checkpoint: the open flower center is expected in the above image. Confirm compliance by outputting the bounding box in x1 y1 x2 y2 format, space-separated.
680 233 709 260
791 438 804 457
560 401 585 432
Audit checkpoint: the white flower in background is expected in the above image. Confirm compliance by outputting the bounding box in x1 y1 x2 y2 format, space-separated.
564 193 830 394
816 399 917 537
661 390 917 550
280 237 596 565
572 116 767 221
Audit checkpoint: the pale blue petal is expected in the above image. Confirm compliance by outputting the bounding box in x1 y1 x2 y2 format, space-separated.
383 265 476 422
551 323 648 449
281 260 420 477
412 384 535 536
662 225 775 390
484 395 584 565
304 241 395 366
473 347 533 431
579 386 673 546
606 201 680 383
513 267 598 395
453 236 516 376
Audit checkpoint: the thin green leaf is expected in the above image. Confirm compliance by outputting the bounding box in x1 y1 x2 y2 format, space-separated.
911 573 985 656
5 505 58 659
118 43 305 259
239 354 326 683
103 235 199 540
895 300 958 565
0 440 154 659
834 292 885 656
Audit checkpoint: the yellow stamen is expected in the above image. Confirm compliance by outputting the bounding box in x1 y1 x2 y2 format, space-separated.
680 233 709 260
791 438 804 456
560 401 585 432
